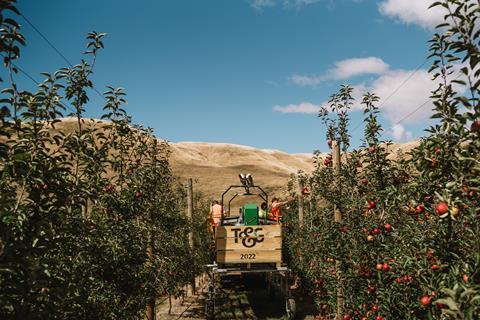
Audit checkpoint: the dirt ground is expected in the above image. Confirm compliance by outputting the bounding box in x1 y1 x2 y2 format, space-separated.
157 274 317 320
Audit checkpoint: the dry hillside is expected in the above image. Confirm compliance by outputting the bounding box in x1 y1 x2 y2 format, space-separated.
169 141 421 200
170 142 315 200
46 118 419 200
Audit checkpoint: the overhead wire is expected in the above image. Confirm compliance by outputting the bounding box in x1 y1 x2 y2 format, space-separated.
392 98 431 126
2 53 78 114
348 58 431 135
6 56 39 85
391 71 464 126
377 59 429 110
348 70 464 139
19 12 106 101
20 13 74 68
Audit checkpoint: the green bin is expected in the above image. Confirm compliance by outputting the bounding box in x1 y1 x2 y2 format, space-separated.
243 203 259 226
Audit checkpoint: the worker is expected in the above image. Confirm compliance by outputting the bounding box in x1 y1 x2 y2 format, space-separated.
269 197 289 222
209 200 223 226
258 202 268 221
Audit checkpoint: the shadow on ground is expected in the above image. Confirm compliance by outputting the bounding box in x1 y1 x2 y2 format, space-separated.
157 274 317 319
214 274 317 320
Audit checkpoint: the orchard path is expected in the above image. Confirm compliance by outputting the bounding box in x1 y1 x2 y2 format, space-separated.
157 275 317 320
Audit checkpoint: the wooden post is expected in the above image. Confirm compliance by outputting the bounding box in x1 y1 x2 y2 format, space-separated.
298 179 304 227
332 140 344 319
332 141 342 223
187 178 195 295
146 240 155 320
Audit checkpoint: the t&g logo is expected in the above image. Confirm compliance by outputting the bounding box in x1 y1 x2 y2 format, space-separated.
231 227 264 248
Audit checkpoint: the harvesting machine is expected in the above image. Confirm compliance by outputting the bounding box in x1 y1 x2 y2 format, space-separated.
205 174 296 319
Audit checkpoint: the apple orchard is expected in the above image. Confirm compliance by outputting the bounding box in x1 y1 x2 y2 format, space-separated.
0 0 479 320
283 1 480 319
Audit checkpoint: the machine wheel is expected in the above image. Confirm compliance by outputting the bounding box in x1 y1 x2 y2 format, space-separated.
205 298 214 320
286 297 296 320
205 280 215 320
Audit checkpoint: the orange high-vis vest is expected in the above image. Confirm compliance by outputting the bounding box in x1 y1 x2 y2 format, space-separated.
210 204 223 226
270 204 282 221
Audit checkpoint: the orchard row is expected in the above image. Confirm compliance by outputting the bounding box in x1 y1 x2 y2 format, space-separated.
284 1 479 319
0 2 211 319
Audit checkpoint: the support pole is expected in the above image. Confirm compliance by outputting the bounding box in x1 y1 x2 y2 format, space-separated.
332 141 342 223
146 241 155 320
298 179 304 227
332 140 344 319
187 178 195 295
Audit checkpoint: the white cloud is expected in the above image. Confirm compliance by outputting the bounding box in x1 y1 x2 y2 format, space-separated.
250 0 323 10
331 57 389 80
273 84 367 115
250 0 276 10
378 0 444 29
350 84 368 111
290 57 389 87
289 74 322 86
273 102 320 114
277 56 471 143
284 0 322 6
389 123 413 141
282 68 437 121
370 69 436 124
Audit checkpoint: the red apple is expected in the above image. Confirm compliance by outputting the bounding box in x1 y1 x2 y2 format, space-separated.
471 120 480 132
420 295 431 306
302 187 311 195
435 202 448 215
416 204 425 214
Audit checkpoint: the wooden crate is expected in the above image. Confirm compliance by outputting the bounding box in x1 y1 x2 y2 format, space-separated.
216 225 282 264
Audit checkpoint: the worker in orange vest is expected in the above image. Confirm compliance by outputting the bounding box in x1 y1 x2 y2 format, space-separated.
209 200 223 227
269 197 289 223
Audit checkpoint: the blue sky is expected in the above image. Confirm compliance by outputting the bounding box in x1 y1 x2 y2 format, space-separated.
13 0 446 153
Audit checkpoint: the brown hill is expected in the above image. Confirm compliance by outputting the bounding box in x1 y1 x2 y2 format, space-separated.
47 118 316 200
48 118 420 201
170 142 315 200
